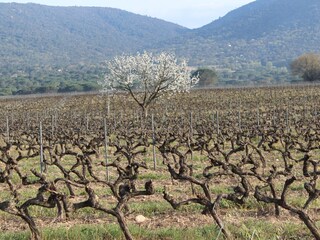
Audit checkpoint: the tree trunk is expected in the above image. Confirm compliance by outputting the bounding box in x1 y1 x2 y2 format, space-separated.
298 211 320 240
209 208 231 239
140 105 149 130
141 105 148 119
115 211 133 240
21 214 41 240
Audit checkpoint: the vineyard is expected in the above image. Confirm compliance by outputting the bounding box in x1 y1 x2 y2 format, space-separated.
1 85 320 240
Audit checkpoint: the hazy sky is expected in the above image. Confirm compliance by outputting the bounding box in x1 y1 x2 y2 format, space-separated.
0 0 255 28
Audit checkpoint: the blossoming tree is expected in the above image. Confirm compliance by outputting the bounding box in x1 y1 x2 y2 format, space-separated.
100 51 198 117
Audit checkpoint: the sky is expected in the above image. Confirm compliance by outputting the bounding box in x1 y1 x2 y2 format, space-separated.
0 0 255 28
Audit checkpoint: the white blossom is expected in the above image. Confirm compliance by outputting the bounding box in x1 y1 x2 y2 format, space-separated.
99 51 198 115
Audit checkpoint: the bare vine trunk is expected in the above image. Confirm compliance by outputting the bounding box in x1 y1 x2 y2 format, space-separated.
20 214 41 240
115 211 133 240
297 211 320 240
209 208 231 239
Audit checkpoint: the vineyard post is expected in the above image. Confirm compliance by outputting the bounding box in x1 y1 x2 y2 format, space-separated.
216 111 220 134
26 112 30 128
152 114 156 170
286 108 289 132
6 116 10 142
104 117 109 181
10 113 14 126
238 110 242 131
212 111 215 127
161 110 166 124
86 115 90 133
189 112 194 161
107 97 110 117
54 112 58 128
103 91 111 117
135 111 139 122
51 115 55 139
272 109 276 126
39 121 45 173
113 113 117 131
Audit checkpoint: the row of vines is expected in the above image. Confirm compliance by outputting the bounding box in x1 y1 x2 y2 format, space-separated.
1 85 320 239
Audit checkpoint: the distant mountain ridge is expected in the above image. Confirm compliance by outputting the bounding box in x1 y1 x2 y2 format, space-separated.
196 0 320 39
0 3 186 67
1 0 320 95
178 0 320 66
1 1 320 67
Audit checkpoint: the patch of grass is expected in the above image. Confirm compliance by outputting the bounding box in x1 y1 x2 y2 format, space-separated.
28 206 57 218
132 224 220 240
290 183 305 191
3 220 312 240
230 218 313 240
129 200 205 217
70 207 108 219
210 185 233 195
41 224 124 240
0 223 220 240
129 201 172 216
0 231 30 240
138 172 169 180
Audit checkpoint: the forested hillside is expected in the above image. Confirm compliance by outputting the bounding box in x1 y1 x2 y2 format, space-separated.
176 0 320 66
0 3 185 67
0 3 186 95
1 0 320 95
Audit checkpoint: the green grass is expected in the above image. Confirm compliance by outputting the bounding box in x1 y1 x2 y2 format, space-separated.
129 201 171 216
138 172 169 180
0 231 29 240
0 223 221 240
0 219 314 240
128 200 204 217
230 218 313 240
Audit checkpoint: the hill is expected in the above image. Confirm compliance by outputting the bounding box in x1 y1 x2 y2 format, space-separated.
1 0 320 94
196 0 320 40
183 0 320 66
0 3 186 95
0 3 186 67
160 0 320 85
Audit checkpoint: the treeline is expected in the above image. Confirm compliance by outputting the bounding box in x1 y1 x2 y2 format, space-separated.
0 62 296 96
218 61 293 86
2 52 317 97
0 63 104 96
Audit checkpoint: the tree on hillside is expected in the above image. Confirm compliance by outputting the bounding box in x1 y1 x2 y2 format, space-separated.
192 68 218 88
100 51 199 117
290 53 320 82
